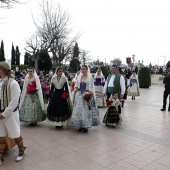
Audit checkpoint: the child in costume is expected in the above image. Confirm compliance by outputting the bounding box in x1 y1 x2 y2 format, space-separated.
103 92 122 127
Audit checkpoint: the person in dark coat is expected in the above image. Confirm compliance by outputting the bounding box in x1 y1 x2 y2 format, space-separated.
161 68 170 111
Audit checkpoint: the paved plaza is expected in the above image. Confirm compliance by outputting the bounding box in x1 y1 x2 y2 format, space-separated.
2 84 170 170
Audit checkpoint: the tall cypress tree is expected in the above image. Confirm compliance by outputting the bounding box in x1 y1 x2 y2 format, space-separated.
24 52 32 66
0 40 5 61
73 42 80 60
15 46 20 65
11 43 16 65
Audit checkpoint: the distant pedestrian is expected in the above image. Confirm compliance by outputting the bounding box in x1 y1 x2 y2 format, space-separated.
128 70 140 100
161 68 170 111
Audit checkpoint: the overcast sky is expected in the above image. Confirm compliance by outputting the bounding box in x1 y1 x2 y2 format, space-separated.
0 0 170 66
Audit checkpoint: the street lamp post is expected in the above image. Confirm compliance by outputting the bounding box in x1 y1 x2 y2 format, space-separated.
160 56 166 70
132 54 135 69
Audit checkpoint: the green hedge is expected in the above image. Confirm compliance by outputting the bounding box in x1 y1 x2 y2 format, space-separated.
138 67 151 88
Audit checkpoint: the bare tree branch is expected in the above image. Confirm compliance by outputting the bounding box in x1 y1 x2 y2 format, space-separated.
30 0 80 67
0 0 20 8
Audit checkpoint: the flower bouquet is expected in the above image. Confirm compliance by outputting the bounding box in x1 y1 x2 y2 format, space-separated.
61 92 69 99
106 100 112 107
27 81 38 102
83 93 93 110
27 81 38 94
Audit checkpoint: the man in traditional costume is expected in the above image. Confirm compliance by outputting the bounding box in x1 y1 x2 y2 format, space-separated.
0 62 25 166
103 65 125 100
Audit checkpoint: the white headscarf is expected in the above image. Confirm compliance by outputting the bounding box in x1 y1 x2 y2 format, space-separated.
94 69 104 78
76 66 95 96
19 68 44 110
51 68 72 96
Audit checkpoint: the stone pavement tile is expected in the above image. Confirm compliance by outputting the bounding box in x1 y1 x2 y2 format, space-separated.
62 141 89 151
91 153 120 167
91 142 120 152
130 138 154 148
156 153 170 167
119 143 146 153
149 144 170 154
76 146 103 159
136 148 165 161
122 154 154 168
106 160 139 170
69 159 105 170
106 148 134 159
59 152 89 165
142 162 170 170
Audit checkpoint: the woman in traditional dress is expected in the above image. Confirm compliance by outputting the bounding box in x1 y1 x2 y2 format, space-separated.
128 70 140 100
94 69 106 107
71 65 100 133
46 68 72 128
19 67 46 125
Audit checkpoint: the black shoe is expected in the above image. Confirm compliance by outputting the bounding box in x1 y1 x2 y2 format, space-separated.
131 97 133 100
160 108 166 111
56 126 63 128
29 122 37 126
134 97 135 100
168 108 170 111
78 127 82 132
83 128 88 133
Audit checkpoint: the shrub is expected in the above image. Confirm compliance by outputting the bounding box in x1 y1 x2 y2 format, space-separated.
100 66 109 79
138 67 151 88
159 67 163 74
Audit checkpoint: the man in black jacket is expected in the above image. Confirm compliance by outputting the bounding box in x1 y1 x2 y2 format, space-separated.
161 68 170 111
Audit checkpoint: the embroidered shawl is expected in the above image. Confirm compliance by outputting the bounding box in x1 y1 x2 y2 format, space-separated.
1 78 13 110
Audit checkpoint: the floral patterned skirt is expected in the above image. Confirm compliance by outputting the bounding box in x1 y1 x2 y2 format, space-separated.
71 91 100 129
19 93 46 123
95 86 106 107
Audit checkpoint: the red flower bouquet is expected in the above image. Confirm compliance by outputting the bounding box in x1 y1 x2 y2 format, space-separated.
106 100 112 106
61 92 69 99
83 93 92 110
27 81 38 94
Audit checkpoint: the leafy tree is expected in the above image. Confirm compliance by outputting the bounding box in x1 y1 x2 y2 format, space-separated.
138 67 151 88
166 61 170 69
15 46 20 65
0 40 5 61
11 43 15 65
38 50 52 71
